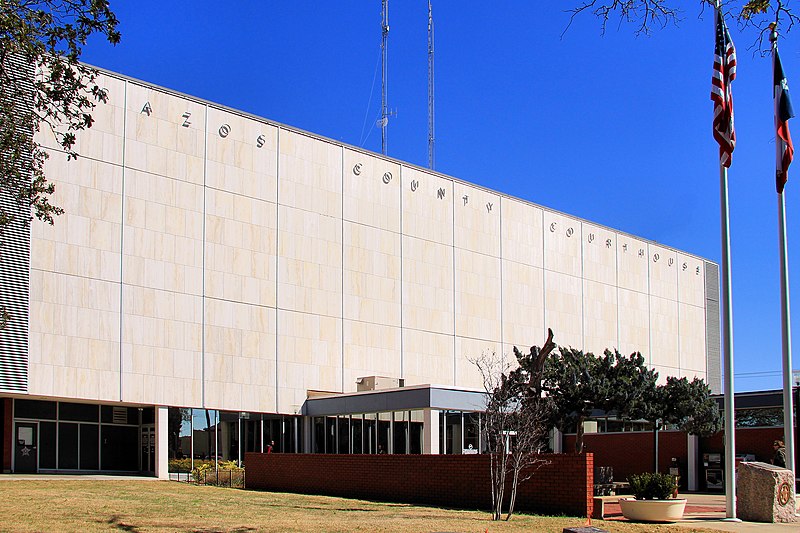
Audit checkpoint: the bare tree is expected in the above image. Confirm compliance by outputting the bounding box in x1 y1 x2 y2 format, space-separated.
472 329 556 521
566 1 798 52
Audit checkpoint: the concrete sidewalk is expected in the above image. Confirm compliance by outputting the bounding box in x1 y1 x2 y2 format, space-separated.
0 473 159 481
598 493 799 531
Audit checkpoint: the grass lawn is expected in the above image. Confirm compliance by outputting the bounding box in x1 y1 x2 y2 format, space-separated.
0 479 723 532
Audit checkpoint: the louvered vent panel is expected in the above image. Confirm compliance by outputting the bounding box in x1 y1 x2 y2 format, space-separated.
0 51 33 393
705 261 721 395
112 407 128 424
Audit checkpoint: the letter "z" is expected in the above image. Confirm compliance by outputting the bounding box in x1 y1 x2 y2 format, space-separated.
182 112 191 127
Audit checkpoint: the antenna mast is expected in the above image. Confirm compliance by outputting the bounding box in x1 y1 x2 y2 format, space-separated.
380 0 389 155
427 0 435 169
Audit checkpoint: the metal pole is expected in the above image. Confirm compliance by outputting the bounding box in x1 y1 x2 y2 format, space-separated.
773 28 797 478
720 164 737 519
380 0 389 155
778 193 796 476
427 0 435 169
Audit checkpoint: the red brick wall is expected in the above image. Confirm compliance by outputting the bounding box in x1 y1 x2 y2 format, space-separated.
245 452 594 517
700 427 785 464
564 430 687 484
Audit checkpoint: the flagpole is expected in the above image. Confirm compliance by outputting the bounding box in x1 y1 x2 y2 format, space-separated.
713 1 737 520
772 26 796 479
720 163 737 520
777 190 796 476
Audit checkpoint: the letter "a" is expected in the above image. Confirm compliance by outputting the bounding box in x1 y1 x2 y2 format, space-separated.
141 102 152 116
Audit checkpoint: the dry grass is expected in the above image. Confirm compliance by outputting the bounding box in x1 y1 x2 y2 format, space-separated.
0 479 722 532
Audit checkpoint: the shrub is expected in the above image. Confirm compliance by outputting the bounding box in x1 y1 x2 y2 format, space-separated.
168 458 192 473
628 472 677 500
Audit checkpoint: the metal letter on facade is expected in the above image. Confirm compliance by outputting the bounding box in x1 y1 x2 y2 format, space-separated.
256 134 266 148
683 262 688 271
588 233 595 243
606 238 612 248
437 188 445 200
566 227 574 237
141 102 152 116
668 258 674 267
411 180 419 192
550 222 557 233
463 195 469 206
219 124 231 138
638 249 645 258
486 202 493 213
382 172 392 184
653 253 660 262
181 112 191 127
623 243 628 252
353 163 362 176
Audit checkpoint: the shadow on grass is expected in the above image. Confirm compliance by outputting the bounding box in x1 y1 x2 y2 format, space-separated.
105 515 140 532
192 527 256 533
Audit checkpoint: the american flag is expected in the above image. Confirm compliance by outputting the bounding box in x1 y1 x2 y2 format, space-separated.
711 9 736 168
774 44 794 193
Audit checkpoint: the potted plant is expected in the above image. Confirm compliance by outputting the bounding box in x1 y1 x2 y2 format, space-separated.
618 472 687 522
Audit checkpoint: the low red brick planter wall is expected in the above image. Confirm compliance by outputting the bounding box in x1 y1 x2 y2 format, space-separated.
244 452 593 517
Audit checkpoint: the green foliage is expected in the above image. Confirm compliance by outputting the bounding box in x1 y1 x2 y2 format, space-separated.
1 0 120 230
191 461 244 488
628 472 678 500
660 376 721 437
168 458 192 473
542 348 657 453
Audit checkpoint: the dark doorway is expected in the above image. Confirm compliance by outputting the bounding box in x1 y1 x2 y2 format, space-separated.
14 422 37 473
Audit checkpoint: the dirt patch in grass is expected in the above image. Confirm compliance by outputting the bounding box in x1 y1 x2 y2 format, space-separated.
0 479 723 532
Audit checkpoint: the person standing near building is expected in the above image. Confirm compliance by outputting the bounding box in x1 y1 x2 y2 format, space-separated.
267 440 274 454
772 440 787 468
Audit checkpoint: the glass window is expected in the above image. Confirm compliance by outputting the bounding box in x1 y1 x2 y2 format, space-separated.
313 417 325 453
445 411 462 454
351 415 363 454
464 412 480 453
39 422 57 469
393 411 408 454
58 422 79 469
409 410 424 454
191 409 218 464
59 403 99 423
168 408 192 472
325 417 337 454
337 416 350 454
79 424 99 470
364 414 377 454
101 425 139 471
14 399 57 420
378 412 391 454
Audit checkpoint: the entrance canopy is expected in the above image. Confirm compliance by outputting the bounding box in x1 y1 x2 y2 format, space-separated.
302 384 486 417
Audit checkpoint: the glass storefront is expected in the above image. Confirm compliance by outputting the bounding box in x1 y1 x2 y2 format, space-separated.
12 399 143 472
311 409 478 454
168 409 304 473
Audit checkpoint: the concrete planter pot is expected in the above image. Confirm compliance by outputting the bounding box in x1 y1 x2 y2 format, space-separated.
618 497 687 522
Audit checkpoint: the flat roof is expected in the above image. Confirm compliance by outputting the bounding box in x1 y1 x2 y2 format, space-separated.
302 384 486 416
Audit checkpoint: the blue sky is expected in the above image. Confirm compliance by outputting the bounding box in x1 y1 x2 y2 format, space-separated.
81 1 800 392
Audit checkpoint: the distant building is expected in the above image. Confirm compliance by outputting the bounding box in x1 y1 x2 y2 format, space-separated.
0 66 719 476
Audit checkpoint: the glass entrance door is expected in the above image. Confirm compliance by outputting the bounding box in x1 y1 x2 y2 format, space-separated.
14 422 38 473
141 425 155 474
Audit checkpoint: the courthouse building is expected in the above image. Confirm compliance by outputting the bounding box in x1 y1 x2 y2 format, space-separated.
0 67 720 476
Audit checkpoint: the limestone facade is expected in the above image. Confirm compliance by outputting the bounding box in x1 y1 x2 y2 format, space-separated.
23 70 719 414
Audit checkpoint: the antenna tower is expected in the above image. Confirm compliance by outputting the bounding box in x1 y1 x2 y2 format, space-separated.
427 0 435 169
380 0 390 155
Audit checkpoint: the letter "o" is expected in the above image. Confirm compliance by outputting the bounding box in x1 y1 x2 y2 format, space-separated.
219 124 231 138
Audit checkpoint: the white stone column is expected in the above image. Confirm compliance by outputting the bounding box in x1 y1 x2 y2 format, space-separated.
687 434 699 491
423 409 440 454
303 416 312 453
552 428 563 453
155 406 169 480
